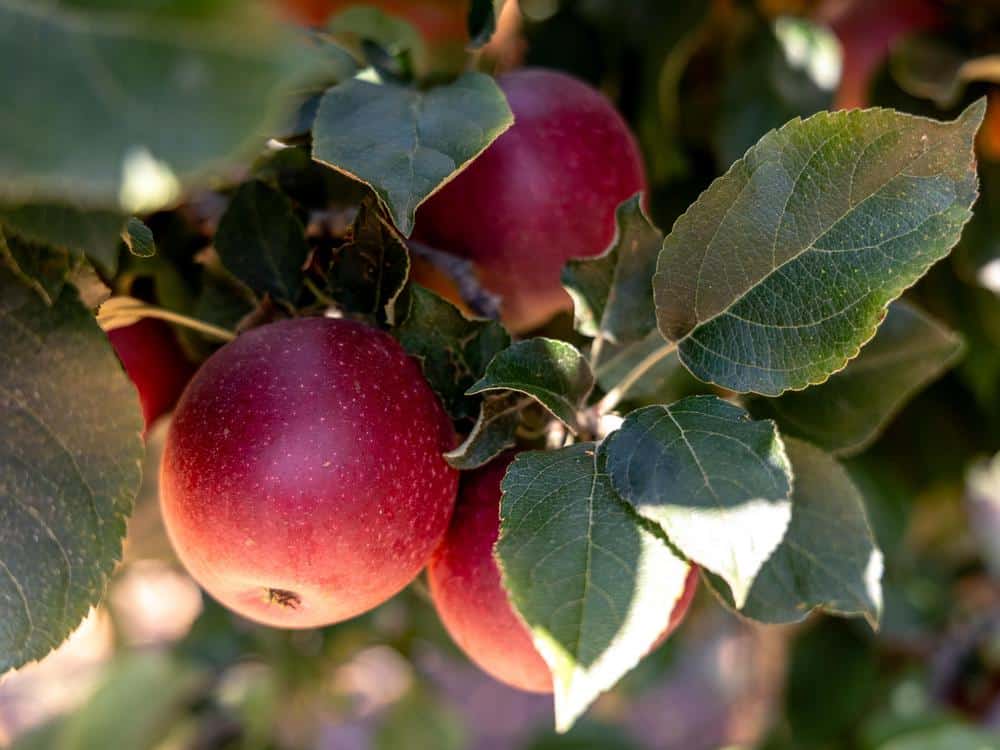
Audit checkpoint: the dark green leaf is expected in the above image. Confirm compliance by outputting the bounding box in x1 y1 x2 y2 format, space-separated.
603 395 792 608
467 0 504 49
656 99 985 395
312 72 513 235
121 217 155 259
753 301 963 455
889 35 999 109
0 270 144 674
954 160 1000 289
215 180 309 304
593 331 703 407
394 285 510 420
707 437 883 627
0 2 302 211
562 194 661 347
326 201 410 323
467 339 594 432
497 444 692 732
0 230 73 306
0 203 126 276
443 393 522 470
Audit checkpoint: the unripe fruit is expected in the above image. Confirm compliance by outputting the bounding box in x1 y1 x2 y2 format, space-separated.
413 68 647 332
108 319 195 431
161 317 458 628
428 453 698 693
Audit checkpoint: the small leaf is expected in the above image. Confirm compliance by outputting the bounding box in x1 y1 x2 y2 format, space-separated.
467 0 504 49
0 2 303 212
326 201 410 324
602 395 792 608
656 99 985 396
394 285 510 420
214 180 309 304
707 437 883 627
562 194 661 347
0 230 73 306
0 203 126 276
497 444 692 732
121 217 156 259
753 301 963 455
467 339 594 432
312 72 514 235
443 393 522 470
0 269 144 674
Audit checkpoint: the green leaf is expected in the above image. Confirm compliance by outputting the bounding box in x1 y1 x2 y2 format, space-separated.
890 35 1000 109
593 331 702 407
0 203 126 276
374 687 466 750
878 723 1000 750
753 301 963 456
497 444 692 732
707 437 883 627
0 270 144 674
0 230 73 306
467 339 594 432
394 285 510 420
215 180 309 304
602 395 792 608
0 1 302 212
467 0 504 49
655 99 985 396
443 393 522 470
121 217 155 259
562 194 661 347
326 200 410 324
312 72 514 235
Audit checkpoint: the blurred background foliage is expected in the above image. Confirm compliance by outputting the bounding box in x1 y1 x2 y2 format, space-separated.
2 0 999 748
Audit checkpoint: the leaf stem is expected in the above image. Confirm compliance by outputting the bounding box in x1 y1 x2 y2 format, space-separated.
304 277 338 308
594 341 677 415
99 299 236 342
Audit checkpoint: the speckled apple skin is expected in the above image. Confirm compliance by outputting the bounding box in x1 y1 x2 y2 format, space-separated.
161 318 458 628
428 453 698 693
413 68 647 332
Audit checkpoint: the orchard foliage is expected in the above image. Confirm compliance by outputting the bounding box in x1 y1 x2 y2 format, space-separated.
0 0 995 739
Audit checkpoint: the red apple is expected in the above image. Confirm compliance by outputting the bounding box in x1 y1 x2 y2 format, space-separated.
279 0 468 44
160 317 458 628
413 68 647 332
428 453 699 693
108 318 196 431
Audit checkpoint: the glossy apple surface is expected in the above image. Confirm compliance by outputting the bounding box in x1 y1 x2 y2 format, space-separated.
161 317 458 628
108 318 196 431
413 68 647 332
428 453 698 693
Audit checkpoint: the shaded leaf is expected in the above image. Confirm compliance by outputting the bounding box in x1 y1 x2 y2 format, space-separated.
0 203 125 276
0 230 73 306
0 2 302 212
753 301 963 455
603 395 792 608
312 72 513 235
890 35 1000 109
562 193 661 347
707 437 883 627
121 217 155 259
656 99 985 395
394 285 510 420
0 270 144 673
878 723 1000 750
467 339 594 432
444 393 522 470
497 444 692 732
467 0 504 49
594 331 704 407
215 180 309 304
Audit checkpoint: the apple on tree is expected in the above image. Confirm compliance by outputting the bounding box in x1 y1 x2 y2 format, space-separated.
428 453 699 693
160 317 459 628
414 68 648 332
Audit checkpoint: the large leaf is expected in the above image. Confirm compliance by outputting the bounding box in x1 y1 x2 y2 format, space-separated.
467 339 594 432
0 203 126 276
0 270 144 673
753 301 963 455
394 285 510 420
0 1 302 212
497 444 692 732
602 395 792 608
655 99 984 396
562 194 661 349
707 437 883 627
312 72 513 235
214 180 309 304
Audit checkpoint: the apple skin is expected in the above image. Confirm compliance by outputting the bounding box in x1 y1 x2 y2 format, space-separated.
108 319 196 431
428 453 699 693
160 317 458 628
413 68 647 332
279 0 468 44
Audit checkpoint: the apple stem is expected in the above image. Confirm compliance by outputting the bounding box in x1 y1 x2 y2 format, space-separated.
593 342 677 416
98 297 236 342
